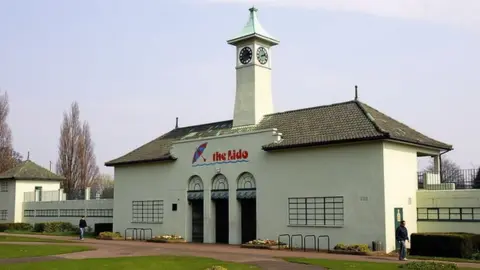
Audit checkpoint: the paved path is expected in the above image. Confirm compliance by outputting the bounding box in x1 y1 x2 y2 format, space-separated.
1 233 480 269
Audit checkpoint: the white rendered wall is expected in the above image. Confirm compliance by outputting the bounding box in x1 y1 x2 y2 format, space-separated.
113 129 396 249
22 199 113 226
382 142 419 252
417 190 480 234
14 181 60 223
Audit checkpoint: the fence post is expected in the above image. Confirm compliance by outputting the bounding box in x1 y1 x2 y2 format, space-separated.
85 187 91 201
58 189 64 201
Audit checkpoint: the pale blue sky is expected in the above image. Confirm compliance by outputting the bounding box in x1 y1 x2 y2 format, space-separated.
1 0 478 175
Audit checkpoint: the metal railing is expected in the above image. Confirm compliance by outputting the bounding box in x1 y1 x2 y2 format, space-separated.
417 169 480 190
277 233 331 252
125 228 152 240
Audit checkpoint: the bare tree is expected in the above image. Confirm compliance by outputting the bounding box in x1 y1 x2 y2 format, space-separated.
473 167 480 189
56 102 99 199
91 173 114 199
0 91 15 173
12 150 22 163
77 122 99 191
425 158 465 186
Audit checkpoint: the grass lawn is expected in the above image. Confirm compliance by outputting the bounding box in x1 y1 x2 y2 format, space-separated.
0 244 93 259
283 258 477 270
387 251 480 264
0 235 71 243
401 255 480 264
0 256 259 270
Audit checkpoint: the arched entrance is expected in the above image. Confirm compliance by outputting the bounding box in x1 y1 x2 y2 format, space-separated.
237 172 256 244
212 174 229 244
187 176 204 243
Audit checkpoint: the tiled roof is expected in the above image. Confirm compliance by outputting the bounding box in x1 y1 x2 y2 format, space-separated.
105 100 452 166
0 160 65 181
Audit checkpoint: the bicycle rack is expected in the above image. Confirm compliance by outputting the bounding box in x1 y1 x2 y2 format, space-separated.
304 235 316 252
139 228 153 240
125 228 139 240
317 235 330 252
277 234 291 249
291 234 303 251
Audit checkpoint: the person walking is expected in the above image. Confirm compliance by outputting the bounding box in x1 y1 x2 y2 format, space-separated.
79 216 87 240
395 220 409 261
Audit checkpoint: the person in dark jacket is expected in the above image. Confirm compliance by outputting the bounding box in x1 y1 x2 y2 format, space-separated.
79 216 87 240
395 220 409 261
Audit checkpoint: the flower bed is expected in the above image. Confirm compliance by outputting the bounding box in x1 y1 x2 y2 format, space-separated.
331 244 371 255
241 239 288 250
146 234 186 243
96 232 122 240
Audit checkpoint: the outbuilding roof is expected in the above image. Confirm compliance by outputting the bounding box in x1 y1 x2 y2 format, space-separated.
0 160 65 181
105 100 452 167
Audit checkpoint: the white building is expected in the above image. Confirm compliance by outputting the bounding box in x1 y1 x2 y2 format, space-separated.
106 7 452 253
0 160 114 227
0 160 63 223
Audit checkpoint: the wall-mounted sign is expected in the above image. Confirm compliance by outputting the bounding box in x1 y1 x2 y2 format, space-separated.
192 142 249 167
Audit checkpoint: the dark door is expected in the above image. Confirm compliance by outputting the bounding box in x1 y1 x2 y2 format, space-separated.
241 199 257 244
394 207 404 249
191 200 204 243
215 200 229 244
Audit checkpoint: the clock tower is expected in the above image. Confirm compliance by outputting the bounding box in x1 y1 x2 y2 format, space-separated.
227 7 279 127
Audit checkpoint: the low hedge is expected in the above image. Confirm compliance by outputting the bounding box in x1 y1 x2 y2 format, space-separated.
33 222 76 233
399 261 458 270
410 233 480 258
332 244 371 255
97 232 121 240
0 223 33 232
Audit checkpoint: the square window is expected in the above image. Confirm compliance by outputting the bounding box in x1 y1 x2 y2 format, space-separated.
0 182 8 192
0 210 7 220
288 196 344 226
132 200 164 223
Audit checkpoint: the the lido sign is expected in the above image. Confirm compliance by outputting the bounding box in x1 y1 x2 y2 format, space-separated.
192 142 249 167
212 149 249 162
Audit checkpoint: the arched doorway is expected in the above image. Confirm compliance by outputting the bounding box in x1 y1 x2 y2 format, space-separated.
187 175 204 243
237 172 256 244
212 174 229 244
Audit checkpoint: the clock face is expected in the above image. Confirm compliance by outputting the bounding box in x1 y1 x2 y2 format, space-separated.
256 47 268 65
239 47 253 65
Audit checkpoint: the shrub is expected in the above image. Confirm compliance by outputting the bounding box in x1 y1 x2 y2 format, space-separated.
204 266 227 270
399 261 458 270
245 239 282 245
98 232 121 239
410 233 480 258
0 223 33 232
44 222 76 233
334 243 371 253
8 223 33 231
33 223 45 232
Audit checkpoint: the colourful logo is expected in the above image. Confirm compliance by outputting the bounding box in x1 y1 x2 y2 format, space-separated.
192 142 249 167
